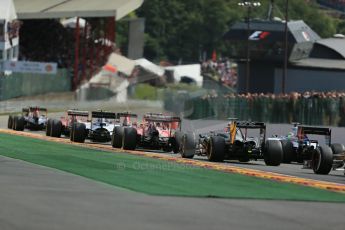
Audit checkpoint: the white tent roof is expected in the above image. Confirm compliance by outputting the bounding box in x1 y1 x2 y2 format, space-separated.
135 58 165 76
0 0 17 21
13 0 143 19
106 53 136 76
165 64 203 87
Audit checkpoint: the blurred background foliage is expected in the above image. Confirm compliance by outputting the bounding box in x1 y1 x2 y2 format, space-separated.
114 0 345 63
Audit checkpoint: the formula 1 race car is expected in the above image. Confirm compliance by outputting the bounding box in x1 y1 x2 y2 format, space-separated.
87 111 117 142
280 125 344 174
112 113 181 152
179 120 283 166
46 110 89 142
8 107 48 131
47 110 117 143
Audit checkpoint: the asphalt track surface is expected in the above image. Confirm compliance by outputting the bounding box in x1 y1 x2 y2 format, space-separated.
2 156 345 230
1 115 345 229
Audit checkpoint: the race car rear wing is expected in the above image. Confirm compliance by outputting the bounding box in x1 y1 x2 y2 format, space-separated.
236 121 266 129
144 115 181 122
145 113 163 116
117 112 138 118
298 125 331 136
91 111 117 119
67 110 89 117
22 107 47 113
298 125 332 146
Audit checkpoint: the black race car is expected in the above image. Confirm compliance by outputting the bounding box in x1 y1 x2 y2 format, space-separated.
179 119 283 166
8 107 48 131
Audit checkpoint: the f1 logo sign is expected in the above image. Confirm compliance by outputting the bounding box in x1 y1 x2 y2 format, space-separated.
249 31 270 40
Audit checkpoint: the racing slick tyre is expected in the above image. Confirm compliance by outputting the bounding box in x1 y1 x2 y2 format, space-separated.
11 116 18 130
112 126 124 148
122 127 137 150
7 115 13 129
14 116 25 131
172 131 183 154
280 140 294 164
312 145 333 175
51 119 62 138
264 140 283 166
70 123 86 143
46 119 52 136
207 136 225 162
180 132 196 159
331 143 345 156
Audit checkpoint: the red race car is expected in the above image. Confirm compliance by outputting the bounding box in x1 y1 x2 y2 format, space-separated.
46 110 89 143
112 113 182 152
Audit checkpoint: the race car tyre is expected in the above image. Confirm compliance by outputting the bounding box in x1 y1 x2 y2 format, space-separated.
7 115 13 129
112 126 124 148
331 143 345 156
173 131 183 153
14 116 25 131
46 119 52 136
280 140 294 163
12 116 18 130
264 140 283 166
312 145 333 175
70 123 86 143
123 127 137 150
180 132 196 159
207 136 225 162
51 119 62 138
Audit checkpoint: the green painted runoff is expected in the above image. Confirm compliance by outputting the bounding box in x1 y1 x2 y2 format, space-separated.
0 133 345 202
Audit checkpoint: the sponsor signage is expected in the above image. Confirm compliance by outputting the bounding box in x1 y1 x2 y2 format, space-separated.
2 61 57 74
249 31 270 40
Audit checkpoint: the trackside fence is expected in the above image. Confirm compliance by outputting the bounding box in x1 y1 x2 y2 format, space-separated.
0 69 71 100
179 95 345 127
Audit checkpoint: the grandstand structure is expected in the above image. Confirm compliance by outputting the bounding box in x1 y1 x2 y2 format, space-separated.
3 0 143 89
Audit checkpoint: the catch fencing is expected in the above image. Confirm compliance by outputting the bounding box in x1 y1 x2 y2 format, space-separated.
181 95 345 127
0 69 71 100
